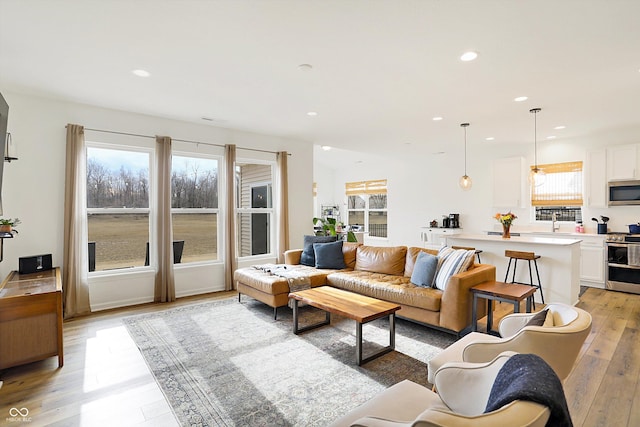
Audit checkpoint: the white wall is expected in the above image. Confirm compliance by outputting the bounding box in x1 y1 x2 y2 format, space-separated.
1 92 313 309
315 130 640 247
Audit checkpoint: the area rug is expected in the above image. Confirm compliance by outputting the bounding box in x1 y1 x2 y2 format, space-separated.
123 297 456 427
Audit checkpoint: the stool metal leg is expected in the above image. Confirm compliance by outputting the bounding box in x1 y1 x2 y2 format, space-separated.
527 260 536 310
511 259 518 283
534 259 544 304
504 258 513 282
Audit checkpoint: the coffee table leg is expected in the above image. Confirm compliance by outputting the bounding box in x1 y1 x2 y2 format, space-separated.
486 299 493 333
292 299 299 334
292 301 331 335
357 314 396 366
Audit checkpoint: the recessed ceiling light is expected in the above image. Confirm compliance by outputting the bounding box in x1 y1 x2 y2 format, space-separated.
514 96 528 102
307 111 318 116
321 145 331 151
355 160 364 164
298 63 313 71
460 51 478 62
201 117 214 121
554 125 566 130
432 116 443 121
547 135 557 140
485 137 495 141
432 151 446 155
132 69 150 77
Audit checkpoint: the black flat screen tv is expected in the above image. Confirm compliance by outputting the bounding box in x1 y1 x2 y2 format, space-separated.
0 91 8 216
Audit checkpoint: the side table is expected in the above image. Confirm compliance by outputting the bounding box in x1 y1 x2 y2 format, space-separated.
470 280 536 334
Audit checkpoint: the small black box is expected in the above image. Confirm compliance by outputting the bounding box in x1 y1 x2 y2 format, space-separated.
19 254 53 275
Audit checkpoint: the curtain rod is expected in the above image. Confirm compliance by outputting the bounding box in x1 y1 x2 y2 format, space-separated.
67 126 291 156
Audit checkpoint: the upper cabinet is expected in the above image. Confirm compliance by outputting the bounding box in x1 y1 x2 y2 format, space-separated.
607 144 639 181
586 149 607 207
492 157 526 208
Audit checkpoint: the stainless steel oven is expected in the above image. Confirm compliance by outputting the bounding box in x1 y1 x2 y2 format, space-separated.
606 234 640 294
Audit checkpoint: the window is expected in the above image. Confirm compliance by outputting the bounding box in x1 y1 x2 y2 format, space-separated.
236 161 275 257
87 145 151 271
171 155 220 263
531 161 583 221
346 179 388 238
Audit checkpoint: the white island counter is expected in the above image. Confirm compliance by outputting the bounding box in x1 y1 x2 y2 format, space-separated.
445 233 581 306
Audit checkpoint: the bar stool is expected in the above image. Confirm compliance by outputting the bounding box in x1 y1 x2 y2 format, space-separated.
451 246 483 264
504 250 544 307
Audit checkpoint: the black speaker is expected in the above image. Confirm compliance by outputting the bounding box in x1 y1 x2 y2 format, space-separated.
19 254 53 275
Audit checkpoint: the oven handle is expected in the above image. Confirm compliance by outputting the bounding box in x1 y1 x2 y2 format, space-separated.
607 243 630 248
609 262 640 270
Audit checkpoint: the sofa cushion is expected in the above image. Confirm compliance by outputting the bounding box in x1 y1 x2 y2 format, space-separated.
300 235 337 266
355 245 408 276
410 251 439 288
314 240 347 269
404 246 439 278
343 241 361 269
327 270 442 312
434 248 476 291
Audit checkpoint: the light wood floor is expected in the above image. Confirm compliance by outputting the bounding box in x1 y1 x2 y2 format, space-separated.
0 287 637 426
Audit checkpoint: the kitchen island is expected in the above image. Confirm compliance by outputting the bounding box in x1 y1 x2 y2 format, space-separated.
446 234 581 306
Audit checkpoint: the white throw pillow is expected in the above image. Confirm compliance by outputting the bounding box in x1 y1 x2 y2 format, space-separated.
434 248 476 291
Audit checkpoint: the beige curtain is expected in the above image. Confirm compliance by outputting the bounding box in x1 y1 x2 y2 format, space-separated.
224 144 237 291
63 124 91 319
154 136 175 302
277 151 289 263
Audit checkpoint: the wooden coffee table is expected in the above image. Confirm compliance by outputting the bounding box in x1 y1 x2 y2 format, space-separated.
471 280 537 333
288 286 401 366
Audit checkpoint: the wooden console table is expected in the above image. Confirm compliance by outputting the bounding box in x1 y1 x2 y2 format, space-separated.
0 267 63 369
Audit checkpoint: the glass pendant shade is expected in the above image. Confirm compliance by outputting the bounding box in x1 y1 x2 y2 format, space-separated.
528 167 546 187
459 174 473 190
459 122 471 190
529 108 543 186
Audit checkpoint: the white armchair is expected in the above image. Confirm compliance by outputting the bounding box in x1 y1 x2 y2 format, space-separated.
329 351 551 427
428 303 592 383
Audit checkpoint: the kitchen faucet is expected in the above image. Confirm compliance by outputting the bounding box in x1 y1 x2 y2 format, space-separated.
551 212 560 232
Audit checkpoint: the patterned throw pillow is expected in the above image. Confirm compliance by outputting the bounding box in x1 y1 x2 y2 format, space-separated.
410 251 439 288
300 235 337 266
434 247 476 291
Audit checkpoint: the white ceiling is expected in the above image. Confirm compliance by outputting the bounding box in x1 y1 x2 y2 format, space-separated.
1 0 639 161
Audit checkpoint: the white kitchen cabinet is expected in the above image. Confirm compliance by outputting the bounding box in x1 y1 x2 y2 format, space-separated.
607 144 638 181
420 228 462 250
527 233 605 288
586 149 607 207
579 237 605 287
492 157 526 208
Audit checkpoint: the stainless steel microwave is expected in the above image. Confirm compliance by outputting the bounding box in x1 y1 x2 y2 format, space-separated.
608 180 640 206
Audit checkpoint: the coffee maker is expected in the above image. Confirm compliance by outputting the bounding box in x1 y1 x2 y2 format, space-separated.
449 213 460 228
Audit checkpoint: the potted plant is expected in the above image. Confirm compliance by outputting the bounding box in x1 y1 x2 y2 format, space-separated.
0 218 20 233
313 217 358 242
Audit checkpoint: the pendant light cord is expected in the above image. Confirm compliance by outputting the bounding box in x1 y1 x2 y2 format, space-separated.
464 125 468 175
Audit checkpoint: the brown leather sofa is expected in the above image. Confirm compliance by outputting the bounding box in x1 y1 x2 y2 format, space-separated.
235 243 495 334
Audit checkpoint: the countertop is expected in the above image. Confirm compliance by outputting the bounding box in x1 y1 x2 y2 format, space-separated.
448 233 582 245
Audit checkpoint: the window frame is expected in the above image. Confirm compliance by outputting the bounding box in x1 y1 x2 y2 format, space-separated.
235 158 277 260
531 161 584 222
86 141 154 276
170 150 223 266
346 180 388 239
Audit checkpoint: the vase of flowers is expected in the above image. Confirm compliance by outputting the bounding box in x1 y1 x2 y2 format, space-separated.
494 212 517 239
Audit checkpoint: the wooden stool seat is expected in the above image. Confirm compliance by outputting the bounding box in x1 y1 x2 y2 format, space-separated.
504 250 544 307
452 246 483 264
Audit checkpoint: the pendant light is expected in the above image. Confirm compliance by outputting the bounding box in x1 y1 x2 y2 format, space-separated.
528 108 545 186
459 123 472 190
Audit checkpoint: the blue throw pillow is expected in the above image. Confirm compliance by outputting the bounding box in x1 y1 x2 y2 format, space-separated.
410 251 439 288
313 240 346 269
300 235 337 266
